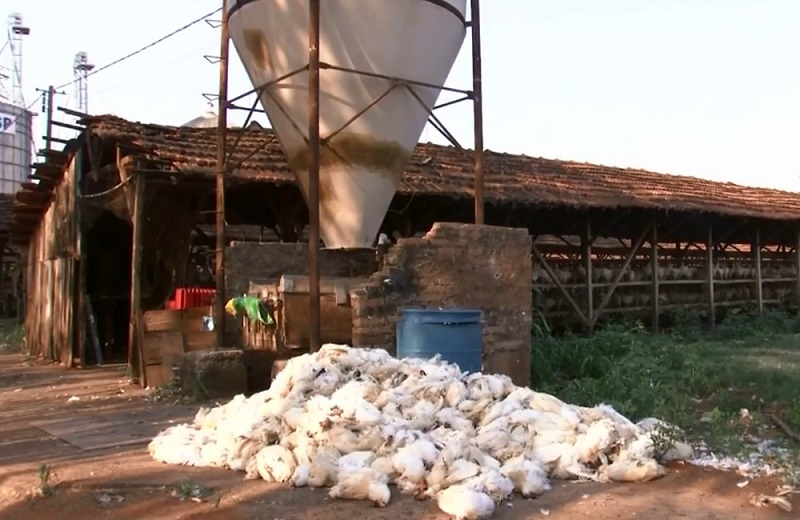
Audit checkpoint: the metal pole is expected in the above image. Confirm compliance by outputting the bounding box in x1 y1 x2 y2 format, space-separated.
214 0 230 349
45 86 55 151
307 0 322 352
470 0 485 225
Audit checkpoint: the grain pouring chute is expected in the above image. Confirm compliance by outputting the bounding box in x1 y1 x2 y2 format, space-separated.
226 0 468 249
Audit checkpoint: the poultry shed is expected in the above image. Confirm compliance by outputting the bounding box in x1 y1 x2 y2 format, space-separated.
532 231 799 332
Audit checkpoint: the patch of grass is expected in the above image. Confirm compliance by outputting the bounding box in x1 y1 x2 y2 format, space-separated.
149 379 188 404
0 319 25 352
37 464 54 497
531 310 800 482
170 478 210 501
148 372 210 405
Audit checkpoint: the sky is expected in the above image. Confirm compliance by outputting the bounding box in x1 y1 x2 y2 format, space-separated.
2 0 799 191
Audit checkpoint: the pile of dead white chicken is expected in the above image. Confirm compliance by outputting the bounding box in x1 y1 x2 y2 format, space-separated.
149 344 694 519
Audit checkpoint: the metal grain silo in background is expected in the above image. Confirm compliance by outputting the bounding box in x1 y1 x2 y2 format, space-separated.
0 100 33 195
226 0 469 249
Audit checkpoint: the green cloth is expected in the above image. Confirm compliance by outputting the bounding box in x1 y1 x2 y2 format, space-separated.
225 296 274 325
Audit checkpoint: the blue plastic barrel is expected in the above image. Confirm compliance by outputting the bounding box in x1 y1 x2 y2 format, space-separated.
396 307 483 374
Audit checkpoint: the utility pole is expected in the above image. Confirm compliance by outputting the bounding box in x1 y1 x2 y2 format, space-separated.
35 85 66 151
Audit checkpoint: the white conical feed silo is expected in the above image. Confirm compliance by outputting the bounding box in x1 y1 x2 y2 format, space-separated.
226 0 467 249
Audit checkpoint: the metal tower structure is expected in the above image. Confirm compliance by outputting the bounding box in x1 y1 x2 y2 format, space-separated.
8 13 29 107
212 0 484 350
0 68 9 101
73 51 94 113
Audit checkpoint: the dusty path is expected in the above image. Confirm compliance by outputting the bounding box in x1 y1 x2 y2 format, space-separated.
0 348 793 520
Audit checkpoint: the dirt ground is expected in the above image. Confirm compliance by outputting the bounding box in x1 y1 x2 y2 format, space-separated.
0 348 794 520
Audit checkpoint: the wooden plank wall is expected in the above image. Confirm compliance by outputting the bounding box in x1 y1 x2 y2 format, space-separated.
25 156 80 364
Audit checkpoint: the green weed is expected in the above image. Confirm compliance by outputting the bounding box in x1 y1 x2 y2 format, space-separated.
37 464 54 497
0 320 25 352
170 478 209 501
531 310 800 478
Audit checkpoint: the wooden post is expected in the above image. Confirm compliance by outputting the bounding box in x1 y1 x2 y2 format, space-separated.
128 175 145 385
795 225 800 315
592 223 650 325
706 220 715 328
754 228 763 314
75 150 87 368
650 218 660 334
532 244 590 327
582 215 593 333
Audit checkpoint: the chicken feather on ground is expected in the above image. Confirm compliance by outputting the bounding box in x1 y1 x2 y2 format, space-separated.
149 344 693 519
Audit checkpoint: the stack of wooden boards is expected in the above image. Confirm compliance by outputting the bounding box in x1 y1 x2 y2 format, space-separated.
141 306 215 387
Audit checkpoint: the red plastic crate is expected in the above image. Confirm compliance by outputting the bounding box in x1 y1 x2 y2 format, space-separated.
172 287 216 309
193 288 216 307
174 288 188 310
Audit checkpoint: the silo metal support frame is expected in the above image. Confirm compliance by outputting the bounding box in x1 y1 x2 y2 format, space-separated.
216 0 485 352
214 0 230 350
307 0 322 352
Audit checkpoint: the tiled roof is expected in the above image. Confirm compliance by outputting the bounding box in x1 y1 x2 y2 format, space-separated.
82 114 800 221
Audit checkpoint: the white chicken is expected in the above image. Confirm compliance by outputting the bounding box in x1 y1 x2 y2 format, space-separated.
148 343 692 519
438 484 495 520
330 467 391 507
255 444 296 483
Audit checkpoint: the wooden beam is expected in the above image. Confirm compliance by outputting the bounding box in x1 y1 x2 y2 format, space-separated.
593 223 651 325
582 215 593 333
13 213 45 222
760 220 793 246
589 210 630 244
706 221 715 328
127 176 145 386
651 218 660 334
656 214 696 242
116 147 136 218
15 191 53 206
714 222 743 247
29 175 58 187
19 182 50 192
556 235 574 248
532 243 590 327
37 149 68 163
31 162 61 174
43 135 70 145
12 202 47 212
754 228 763 314
52 120 84 132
